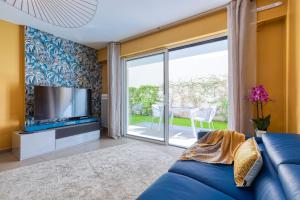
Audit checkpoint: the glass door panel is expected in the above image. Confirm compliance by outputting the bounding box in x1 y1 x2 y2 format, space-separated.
125 53 165 141
168 38 229 148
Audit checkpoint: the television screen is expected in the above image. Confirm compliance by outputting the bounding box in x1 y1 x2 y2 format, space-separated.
34 86 91 120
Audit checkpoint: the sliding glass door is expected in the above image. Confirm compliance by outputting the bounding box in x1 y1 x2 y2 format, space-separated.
124 37 228 147
125 53 167 142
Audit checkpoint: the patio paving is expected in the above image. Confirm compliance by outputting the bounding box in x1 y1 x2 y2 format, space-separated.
128 122 211 148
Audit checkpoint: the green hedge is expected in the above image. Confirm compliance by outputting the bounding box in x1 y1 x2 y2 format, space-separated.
129 85 160 115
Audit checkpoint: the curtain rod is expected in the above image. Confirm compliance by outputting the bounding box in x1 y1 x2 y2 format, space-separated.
256 1 283 12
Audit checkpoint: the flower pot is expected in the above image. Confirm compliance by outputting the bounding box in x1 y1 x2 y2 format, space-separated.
255 130 267 137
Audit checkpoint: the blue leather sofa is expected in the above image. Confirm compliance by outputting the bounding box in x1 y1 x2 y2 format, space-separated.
138 133 300 200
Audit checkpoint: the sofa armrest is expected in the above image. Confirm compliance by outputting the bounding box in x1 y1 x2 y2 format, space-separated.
197 131 208 140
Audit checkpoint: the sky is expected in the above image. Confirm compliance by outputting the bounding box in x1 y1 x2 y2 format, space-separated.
127 39 228 87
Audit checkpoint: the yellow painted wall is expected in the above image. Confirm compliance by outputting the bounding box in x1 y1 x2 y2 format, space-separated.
0 20 25 150
286 0 300 133
257 19 286 132
98 48 107 62
97 0 288 132
98 48 108 94
121 9 227 57
101 62 108 94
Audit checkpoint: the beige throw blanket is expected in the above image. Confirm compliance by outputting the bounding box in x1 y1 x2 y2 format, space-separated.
180 130 245 164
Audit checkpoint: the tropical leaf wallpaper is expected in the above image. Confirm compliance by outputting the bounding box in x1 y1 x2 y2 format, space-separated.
25 26 101 121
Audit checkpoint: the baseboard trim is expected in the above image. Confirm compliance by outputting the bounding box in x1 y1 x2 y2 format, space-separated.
0 148 12 153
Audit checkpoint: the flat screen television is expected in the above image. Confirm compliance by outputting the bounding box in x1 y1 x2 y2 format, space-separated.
34 86 92 120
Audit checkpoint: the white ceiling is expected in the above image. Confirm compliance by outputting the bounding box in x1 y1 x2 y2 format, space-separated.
0 0 230 49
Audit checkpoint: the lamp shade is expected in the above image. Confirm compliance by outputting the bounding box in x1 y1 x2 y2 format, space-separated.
4 0 98 28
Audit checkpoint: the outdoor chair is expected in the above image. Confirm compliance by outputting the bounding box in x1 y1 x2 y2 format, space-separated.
131 103 143 115
190 106 217 135
151 104 174 130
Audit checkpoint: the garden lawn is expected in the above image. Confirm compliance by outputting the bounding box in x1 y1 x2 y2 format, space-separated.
130 115 228 130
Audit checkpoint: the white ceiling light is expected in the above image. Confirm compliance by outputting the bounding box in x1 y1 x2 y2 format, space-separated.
3 0 98 28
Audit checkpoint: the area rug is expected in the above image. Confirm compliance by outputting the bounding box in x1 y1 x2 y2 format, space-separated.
0 142 177 200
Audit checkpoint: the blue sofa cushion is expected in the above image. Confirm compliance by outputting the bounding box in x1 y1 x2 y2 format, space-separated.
253 143 287 200
169 160 254 200
262 133 300 169
137 172 235 200
278 164 300 200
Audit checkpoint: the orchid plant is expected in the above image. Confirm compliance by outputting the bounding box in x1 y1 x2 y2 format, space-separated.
249 85 271 131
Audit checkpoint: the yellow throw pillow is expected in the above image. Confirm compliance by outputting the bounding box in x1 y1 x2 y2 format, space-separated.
234 138 263 187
